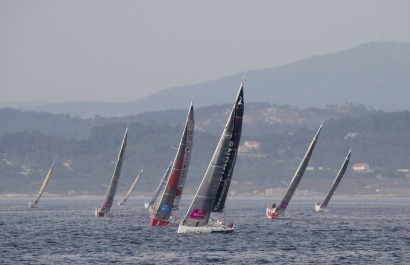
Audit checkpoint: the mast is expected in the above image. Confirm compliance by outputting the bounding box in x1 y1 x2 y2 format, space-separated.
180 82 244 228
118 169 143 206
150 103 194 226
274 124 322 216
320 149 351 208
29 161 55 208
95 128 128 217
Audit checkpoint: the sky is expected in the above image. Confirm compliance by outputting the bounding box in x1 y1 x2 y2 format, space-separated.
1 0 410 103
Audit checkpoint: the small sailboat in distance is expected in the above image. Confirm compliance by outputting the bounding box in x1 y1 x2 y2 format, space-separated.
118 169 143 206
29 161 56 208
315 149 352 212
178 81 244 233
150 102 194 226
267 124 322 219
95 128 128 217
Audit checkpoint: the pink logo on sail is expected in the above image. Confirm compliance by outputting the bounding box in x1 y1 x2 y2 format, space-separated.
190 209 208 219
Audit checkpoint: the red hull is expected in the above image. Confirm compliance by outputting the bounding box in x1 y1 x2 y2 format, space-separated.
150 217 171 226
266 208 278 219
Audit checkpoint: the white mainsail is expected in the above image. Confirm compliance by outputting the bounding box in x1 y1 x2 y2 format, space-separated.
28 161 56 208
178 82 244 233
118 169 143 206
145 160 173 211
315 149 352 212
95 128 128 217
267 124 322 219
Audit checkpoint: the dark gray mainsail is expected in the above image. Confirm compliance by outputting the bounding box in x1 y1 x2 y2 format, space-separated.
268 124 322 218
319 149 351 209
95 128 128 217
180 82 244 228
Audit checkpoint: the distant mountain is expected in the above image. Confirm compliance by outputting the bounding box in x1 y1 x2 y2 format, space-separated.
6 41 407 118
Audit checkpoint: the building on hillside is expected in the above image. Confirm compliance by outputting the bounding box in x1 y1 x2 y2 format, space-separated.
352 163 370 172
239 140 261 153
239 140 265 158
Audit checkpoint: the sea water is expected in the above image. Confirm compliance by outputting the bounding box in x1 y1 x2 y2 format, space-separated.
1 197 409 264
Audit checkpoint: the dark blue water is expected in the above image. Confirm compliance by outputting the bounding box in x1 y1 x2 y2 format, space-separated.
1 197 409 264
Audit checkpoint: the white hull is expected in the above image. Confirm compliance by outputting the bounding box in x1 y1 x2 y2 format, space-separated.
178 222 235 234
315 203 328 212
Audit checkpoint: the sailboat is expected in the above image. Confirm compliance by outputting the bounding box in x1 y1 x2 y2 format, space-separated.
28 161 56 208
178 82 244 233
118 169 143 206
150 103 194 226
144 160 173 211
95 128 128 217
315 149 352 212
266 124 322 219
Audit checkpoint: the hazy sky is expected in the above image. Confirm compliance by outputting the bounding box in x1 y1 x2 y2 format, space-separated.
1 0 409 103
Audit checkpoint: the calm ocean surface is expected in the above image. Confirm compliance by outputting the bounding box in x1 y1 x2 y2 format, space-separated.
1 197 409 264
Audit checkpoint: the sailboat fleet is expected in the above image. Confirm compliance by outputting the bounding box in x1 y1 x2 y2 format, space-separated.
25 78 354 232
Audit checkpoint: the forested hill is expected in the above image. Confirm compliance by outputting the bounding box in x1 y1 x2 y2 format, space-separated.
1 105 409 197
0 102 379 140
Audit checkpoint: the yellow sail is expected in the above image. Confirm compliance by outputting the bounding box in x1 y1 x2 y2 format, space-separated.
29 161 55 208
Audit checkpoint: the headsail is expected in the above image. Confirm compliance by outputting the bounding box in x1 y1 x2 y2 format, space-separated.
118 169 143 206
315 149 351 212
95 128 128 217
145 160 173 210
28 161 56 208
267 124 322 219
150 103 194 226
178 82 244 233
